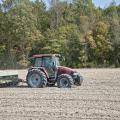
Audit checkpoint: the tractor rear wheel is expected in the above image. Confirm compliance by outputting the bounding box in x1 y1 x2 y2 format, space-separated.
57 74 74 88
26 69 47 88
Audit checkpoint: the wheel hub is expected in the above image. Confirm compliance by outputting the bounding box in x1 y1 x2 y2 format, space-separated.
60 78 69 88
30 74 41 87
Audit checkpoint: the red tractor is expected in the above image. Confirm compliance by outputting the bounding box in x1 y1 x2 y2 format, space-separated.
26 54 83 88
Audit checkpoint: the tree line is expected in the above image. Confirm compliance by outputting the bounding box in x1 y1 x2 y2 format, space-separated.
0 0 120 68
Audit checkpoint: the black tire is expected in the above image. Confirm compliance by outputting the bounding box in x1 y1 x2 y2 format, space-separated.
26 69 47 88
57 74 74 88
75 76 83 86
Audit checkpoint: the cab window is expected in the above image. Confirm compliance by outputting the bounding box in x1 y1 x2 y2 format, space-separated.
34 58 42 67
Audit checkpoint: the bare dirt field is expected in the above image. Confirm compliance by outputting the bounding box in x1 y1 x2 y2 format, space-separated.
0 69 120 120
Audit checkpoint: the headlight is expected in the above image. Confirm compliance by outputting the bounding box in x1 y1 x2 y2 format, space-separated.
72 72 80 79
73 72 79 76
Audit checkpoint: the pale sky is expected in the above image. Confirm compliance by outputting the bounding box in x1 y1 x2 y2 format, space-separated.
93 0 120 8
44 0 120 8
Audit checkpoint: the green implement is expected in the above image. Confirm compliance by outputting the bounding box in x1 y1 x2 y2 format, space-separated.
0 71 20 87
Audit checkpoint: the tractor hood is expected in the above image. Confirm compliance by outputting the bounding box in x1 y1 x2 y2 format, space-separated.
57 66 75 75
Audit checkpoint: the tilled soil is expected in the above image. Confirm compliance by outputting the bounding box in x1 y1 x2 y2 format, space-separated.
0 69 120 120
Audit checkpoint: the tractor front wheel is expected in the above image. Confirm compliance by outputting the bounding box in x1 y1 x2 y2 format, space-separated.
57 74 74 88
26 69 47 88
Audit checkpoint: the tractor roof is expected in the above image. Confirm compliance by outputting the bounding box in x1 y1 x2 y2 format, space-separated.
32 54 60 58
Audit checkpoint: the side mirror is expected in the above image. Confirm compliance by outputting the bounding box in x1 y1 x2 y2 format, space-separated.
62 56 65 61
60 56 65 62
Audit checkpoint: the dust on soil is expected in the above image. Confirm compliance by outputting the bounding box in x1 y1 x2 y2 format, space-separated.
0 69 120 120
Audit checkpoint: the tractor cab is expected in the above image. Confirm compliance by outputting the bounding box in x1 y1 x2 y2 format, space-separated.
30 54 60 78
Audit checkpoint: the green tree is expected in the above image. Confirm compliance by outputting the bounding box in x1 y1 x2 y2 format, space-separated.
0 0 43 68
57 24 84 67
0 0 120 68
85 21 112 66
104 1 120 67
32 0 50 32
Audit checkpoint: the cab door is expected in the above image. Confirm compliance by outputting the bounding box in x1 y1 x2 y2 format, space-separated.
42 57 55 78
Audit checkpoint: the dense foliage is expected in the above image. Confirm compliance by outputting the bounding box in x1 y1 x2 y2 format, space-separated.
0 0 120 68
